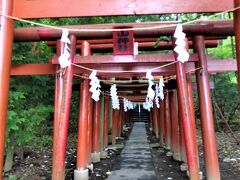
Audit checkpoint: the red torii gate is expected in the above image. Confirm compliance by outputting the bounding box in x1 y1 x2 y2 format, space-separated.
0 1 240 180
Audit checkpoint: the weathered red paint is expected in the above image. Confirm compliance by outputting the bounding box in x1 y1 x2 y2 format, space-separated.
50 40 219 53
186 73 200 167
14 20 233 42
10 0 232 19
104 96 110 148
76 78 90 169
169 90 181 160
164 92 171 149
11 58 237 77
159 100 165 146
76 41 91 170
52 35 76 179
193 35 220 180
92 101 101 153
87 95 93 164
52 40 62 179
0 0 14 178
112 109 118 145
113 30 134 55
179 111 187 163
173 37 200 180
234 0 240 94
80 41 93 166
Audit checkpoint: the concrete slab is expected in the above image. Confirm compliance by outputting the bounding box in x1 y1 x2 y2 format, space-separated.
107 122 157 180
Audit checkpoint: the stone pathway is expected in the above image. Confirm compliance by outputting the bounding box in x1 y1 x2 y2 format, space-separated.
107 122 157 180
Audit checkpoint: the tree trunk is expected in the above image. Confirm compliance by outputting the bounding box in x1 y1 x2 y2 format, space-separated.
4 143 14 172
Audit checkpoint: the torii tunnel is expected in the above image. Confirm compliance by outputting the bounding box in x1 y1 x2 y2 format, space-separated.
0 0 240 180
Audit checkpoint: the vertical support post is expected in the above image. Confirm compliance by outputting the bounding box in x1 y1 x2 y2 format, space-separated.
81 41 94 169
234 0 240 94
92 100 101 163
164 92 171 149
104 96 110 148
153 105 159 138
52 35 76 180
186 73 200 167
169 90 181 161
75 78 90 179
179 111 187 167
0 0 14 178
117 105 122 137
100 95 107 159
193 35 220 180
87 95 93 166
108 103 113 145
159 100 165 146
173 37 200 180
112 109 118 145
74 41 91 179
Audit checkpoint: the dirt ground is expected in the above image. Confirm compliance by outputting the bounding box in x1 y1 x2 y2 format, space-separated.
4 127 131 180
147 124 240 180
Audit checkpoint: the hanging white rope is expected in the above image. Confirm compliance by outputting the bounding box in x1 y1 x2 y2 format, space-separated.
110 84 120 109
58 29 71 68
173 24 189 63
89 70 101 101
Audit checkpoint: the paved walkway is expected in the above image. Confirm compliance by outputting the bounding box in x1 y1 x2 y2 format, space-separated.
107 122 157 180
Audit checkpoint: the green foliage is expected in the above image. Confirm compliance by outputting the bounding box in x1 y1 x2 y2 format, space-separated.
207 37 240 127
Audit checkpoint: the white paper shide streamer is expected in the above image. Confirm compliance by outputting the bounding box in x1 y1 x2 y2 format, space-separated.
143 97 153 112
89 70 101 101
155 77 165 108
146 70 155 100
123 98 136 112
58 29 71 68
143 70 155 111
173 24 190 63
110 84 120 110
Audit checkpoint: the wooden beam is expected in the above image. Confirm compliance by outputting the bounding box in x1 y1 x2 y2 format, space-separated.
10 59 237 77
7 0 232 19
14 20 233 42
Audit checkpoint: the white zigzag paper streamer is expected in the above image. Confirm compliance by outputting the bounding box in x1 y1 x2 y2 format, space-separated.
89 70 101 101
173 24 190 63
59 29 71 68
155 77 165 108
143 97 153 112
110 84 120 110
123 98 136 112
146 70 155 100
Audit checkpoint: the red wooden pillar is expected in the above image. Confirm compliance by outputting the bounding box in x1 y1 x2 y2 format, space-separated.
0 0 14 178
173 37 200 180
159 100 165 146
234 0 240 94
74 41 91 179
112 109 118 145
117 105 122 137
169 90 181 161
87 95 93 166
52 35 76 180
92 100 101 163
104 96 110 148
179 111 187 166
153 105 159 138
164 92 171 149
193 35 220 180
186 73 200 167
75 78 90 179
81 41 93 168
